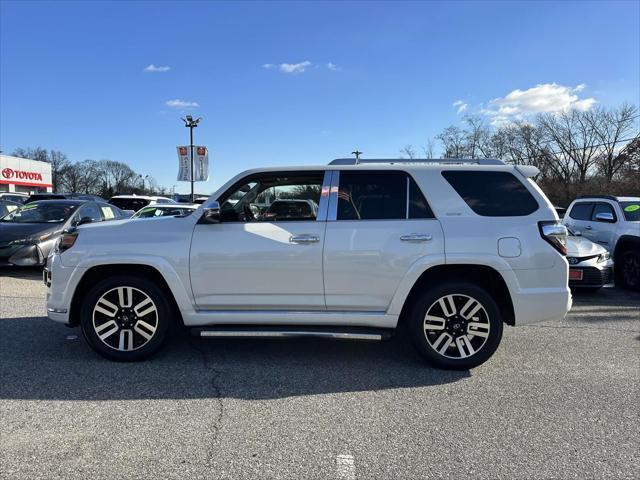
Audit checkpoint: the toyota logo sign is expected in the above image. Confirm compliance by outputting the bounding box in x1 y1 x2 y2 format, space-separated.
1 168 14 179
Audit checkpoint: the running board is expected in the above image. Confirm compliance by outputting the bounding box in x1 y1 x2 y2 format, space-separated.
192 325 394 341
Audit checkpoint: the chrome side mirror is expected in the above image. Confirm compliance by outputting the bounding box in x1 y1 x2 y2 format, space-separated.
595 212 615 223
201 201 220 224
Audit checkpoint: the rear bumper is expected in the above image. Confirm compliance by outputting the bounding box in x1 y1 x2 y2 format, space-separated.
511 287 572 325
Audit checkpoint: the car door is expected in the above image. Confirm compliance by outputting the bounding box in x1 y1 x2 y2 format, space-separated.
190 170 329 311
323 170 445 311
587 202 618 248
564 202 594 237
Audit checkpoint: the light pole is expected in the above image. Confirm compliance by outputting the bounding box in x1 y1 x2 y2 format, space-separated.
181 115 202 203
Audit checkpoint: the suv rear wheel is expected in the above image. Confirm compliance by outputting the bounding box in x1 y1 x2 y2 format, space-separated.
80 276 171 361
408 282 503 370
616 250 640 291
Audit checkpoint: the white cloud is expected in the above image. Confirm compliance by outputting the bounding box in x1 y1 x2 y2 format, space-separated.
482 83 596 124
165 99 199 109
144 64 171 72
452 100 468 113
264 61 313 74
279 61 312 74
326 62 339 71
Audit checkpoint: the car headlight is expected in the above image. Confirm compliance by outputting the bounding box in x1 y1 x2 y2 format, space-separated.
9 232 53 246
597 251 610 263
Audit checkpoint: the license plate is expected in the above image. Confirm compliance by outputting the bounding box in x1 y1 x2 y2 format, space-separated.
569 269 583 281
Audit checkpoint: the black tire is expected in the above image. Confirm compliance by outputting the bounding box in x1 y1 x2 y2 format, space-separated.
408 282 503 370
615 250 640 291
80 275 172 361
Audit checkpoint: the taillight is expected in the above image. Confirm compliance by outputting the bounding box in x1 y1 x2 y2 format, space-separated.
538 221 568 255
55 231 78 253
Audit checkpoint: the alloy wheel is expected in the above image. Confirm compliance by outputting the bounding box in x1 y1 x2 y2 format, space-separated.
92 286 159 352
423 294 491 359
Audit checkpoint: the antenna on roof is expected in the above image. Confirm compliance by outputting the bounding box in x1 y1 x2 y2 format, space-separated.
351 150 363 164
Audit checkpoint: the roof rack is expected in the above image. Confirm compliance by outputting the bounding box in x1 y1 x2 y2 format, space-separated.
576 195 619 201
329 158 505 166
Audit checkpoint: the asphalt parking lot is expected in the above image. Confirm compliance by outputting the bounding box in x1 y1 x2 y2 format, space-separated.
1 269 639 480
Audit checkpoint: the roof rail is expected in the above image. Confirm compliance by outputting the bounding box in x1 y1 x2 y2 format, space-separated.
576 195 619 201
329 158 505 166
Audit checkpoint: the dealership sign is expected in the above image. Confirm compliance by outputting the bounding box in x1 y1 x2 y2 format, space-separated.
0 155 52 187
177 146 209 182
2 168 44 181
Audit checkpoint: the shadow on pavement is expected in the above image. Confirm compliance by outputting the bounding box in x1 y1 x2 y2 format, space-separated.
0 266 43 280
0 316 469 401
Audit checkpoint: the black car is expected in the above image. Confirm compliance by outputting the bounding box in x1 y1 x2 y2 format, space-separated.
0 199 21 218
0 200 125 267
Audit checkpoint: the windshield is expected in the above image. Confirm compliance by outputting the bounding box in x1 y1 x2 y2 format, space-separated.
619 201 640 221
0 202 79 224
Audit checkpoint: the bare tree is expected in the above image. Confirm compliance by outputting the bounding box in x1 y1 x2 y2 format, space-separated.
422 138 435 158
400 145 416 159
586 103 638 182
437 126 467 158
463 115 492 159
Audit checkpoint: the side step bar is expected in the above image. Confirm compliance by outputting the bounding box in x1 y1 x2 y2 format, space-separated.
192 325 394 341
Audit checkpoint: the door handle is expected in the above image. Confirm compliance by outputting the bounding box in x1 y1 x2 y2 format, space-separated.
400 233 432 242
289 234 320 244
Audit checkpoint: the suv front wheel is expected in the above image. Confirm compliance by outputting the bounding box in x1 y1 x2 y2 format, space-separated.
409 282 503 370
80 276 172 361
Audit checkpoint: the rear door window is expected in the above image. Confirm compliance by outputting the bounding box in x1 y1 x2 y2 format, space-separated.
442 171 539 216
568 202 594 221
337 171 407 220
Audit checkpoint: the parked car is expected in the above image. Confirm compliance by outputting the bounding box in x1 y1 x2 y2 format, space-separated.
0 200 125 266
45 158 571 369
565 232 613 290
261 199 318 221
0 192 29 204
193 197 210 204
24 193 107 204
108 195 175 212
0 199 21 218
131 203 198 219
563 195 640 290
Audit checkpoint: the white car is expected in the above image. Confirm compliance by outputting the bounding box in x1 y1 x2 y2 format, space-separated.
565 234 613 290
563 196 640 290
130 203 198 219
45 158 571 369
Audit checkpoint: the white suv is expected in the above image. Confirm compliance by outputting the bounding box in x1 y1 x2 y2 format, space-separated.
45 159 571 369
563 195 640 290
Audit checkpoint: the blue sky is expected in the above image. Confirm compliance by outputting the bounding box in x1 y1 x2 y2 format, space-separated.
1 0 639 193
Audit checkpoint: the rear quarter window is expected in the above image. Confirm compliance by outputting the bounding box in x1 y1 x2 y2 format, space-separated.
442 171 539 217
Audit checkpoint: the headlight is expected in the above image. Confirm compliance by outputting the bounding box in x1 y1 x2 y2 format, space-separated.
10 232 53 246
597 251 610 263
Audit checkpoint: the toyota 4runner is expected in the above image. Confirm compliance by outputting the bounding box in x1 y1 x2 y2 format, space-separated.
45 159 572 369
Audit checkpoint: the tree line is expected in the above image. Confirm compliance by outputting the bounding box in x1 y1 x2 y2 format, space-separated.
10 147 167 198
401 103 639 206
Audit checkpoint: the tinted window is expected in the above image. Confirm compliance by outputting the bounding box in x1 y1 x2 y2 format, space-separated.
592 202 617 222
76 203 102 223
442 171 539 217
408 177 435 219
337 171 406 220
569 202 594 221
109 198 150 211
619 201 640 221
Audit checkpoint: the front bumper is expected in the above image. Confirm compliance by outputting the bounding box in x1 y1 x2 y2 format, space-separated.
0 244 45 266
568 258 614 288
45 254 84 325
